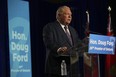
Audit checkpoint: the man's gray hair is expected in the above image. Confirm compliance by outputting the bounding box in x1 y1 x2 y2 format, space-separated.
56 6 70 19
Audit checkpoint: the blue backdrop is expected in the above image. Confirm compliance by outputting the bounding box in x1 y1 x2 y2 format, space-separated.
8 0 32 77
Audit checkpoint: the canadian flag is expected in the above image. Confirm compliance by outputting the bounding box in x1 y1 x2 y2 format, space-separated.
105 6 116 77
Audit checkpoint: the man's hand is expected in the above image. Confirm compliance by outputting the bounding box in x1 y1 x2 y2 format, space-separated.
57 47 68 54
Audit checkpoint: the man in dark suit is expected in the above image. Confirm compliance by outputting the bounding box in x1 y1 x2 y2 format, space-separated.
43 6 82 77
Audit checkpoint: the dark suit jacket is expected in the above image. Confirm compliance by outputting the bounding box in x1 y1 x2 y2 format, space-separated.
43 21 82 75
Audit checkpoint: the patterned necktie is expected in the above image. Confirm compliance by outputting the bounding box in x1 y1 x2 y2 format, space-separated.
64 26 73 45
64 26 78 65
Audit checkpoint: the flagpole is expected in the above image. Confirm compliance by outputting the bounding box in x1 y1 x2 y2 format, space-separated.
105 6 112 77
86 11 89 24
85 10 100 77
107 6 112 35
85 10 90 37
86 11 93 77
98 54 100 77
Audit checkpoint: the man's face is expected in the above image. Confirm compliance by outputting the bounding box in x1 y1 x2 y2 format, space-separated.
59 8 72 25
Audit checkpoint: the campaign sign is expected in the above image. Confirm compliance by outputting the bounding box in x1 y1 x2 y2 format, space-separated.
8 0 32 77
88 34 116 54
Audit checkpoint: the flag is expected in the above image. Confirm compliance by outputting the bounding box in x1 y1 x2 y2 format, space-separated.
83 11 99 77
105 6 116 77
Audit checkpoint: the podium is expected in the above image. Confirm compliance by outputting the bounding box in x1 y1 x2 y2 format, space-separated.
83 34 116 77
58 44 88 77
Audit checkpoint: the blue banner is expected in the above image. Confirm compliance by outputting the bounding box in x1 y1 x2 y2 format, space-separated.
7 0 32 77
88 34 116 54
